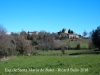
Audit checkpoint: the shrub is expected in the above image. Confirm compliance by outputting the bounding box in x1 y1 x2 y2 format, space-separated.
61 46 66 55
88 40 95 49
76 44 81 50
0 26 16 57
14 35 32 55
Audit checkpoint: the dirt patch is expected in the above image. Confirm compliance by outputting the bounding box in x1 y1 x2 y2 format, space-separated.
0 56 16 61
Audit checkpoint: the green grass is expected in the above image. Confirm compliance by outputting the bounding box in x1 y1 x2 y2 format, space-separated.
0 53 100 75
57 39 90 48
34 50 96 56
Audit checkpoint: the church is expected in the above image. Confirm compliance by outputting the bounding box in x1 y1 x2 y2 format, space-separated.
57 28 80 39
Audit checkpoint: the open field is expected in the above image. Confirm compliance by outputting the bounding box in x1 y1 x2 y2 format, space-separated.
56 39 90 48
0 50 100 75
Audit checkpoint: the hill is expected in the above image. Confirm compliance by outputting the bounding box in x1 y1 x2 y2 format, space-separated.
55 38 90 49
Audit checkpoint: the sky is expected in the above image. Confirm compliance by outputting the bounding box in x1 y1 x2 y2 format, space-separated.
0 0 100 35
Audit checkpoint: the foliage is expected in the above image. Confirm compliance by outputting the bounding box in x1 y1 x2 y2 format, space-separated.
76 44 81 50
92 26 100 49
83 30 87 37
0 25 6 32
0 25 33 57
70 30 74 34
37 32 56 50
0 26 16 57
68 29 71 33
62 28 66 33
88 40 95 49
20 30 27 39
14 35 32 55
68 29 74 34
0 25 95 57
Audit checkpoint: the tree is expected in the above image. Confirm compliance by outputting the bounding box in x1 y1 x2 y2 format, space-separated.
37 31 56 50
88 39 95 49
0 25 6 32
89 31 93 38
68 29 74 34
61 46 65 55
62 28 66 33
15 35 32 55
92 26 100 49
70 30 74 34
76 44 81 50
68 29 71 33
83 30 87 37
0 25 16 57
20 30 27 39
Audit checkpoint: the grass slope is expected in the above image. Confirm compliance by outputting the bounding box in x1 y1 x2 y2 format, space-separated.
57 39 90 48
0 54 100 75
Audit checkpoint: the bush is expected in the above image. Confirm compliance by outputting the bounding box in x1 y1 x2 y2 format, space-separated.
0 26 17 57
14 35 32 55
61 46 66 55
88 40 95 49
76 44 81 50
37 31 56 50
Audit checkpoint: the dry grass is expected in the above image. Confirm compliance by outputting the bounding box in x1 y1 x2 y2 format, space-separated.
0 56 16 61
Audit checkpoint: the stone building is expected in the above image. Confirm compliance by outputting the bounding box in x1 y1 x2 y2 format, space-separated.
28 31 38 35
68 34 79 39
57 28 80 39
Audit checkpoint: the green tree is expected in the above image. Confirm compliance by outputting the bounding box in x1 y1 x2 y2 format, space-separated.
62 28 66 33
76 44 81 50
70 30 74 34
68 29 71 33
92 26 100 49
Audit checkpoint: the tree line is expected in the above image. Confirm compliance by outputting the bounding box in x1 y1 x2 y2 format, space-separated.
0 25 100 57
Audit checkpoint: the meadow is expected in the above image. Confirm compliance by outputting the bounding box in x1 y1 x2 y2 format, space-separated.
0 50 100 75
56 39 90 48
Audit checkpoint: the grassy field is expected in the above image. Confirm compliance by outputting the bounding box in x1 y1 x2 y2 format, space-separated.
56 39 90 48
34 49 98 56
0 50 100 75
